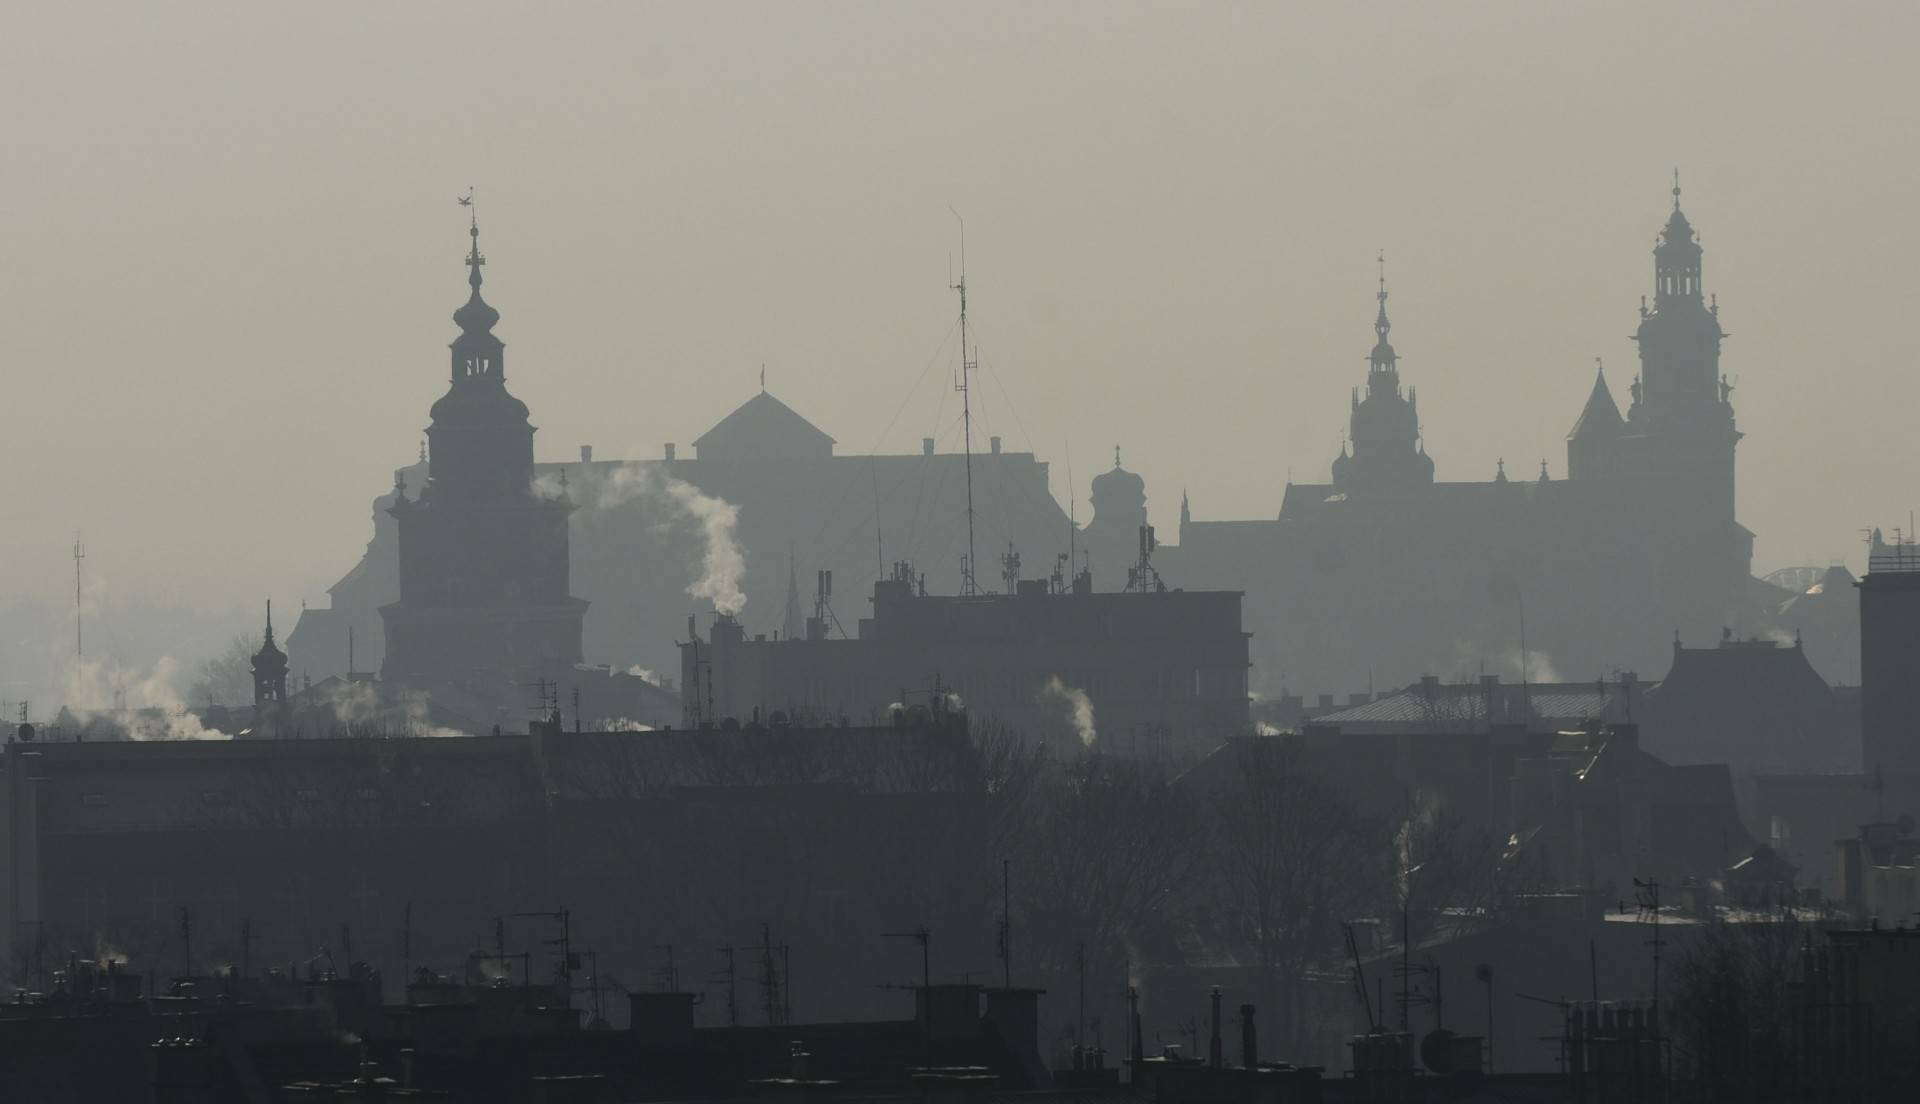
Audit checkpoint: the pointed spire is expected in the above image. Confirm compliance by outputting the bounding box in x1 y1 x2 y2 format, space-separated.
1375 251 1391 340
1114 445 1123 469
782 548 804 641
1569 357 1625 440
1672 166 1682 211
1366 252 1399 382
264 599 275 648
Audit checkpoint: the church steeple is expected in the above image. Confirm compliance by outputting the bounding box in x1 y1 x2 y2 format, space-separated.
1632 173 1731 424
1367 252 1399 395
251 599 288 706
451 199 505 382
423 197 536 503
1333 256 1432 496
1653 169 1704 307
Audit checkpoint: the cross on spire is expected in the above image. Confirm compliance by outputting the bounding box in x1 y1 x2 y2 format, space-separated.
461 188 485 290
1671 167 1682 210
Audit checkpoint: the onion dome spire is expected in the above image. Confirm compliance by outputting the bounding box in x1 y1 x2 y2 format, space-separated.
453 193 501 339
448 190 506 384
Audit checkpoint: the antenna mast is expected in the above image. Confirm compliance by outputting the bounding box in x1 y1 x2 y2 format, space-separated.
73 540 85 659
951 208 979 595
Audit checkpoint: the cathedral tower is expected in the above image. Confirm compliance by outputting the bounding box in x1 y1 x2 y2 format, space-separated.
1330 261 1433 497
379 211 588 687
1609 177 1751 632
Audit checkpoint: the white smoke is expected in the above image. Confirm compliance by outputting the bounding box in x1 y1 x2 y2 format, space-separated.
589 717 653 732
1043 676 1097 748
61 655 230 741
624 665 657 683
1497 647 1564 686
589 463 747 616
529 472 567 500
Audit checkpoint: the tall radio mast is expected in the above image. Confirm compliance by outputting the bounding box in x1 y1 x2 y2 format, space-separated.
950 208 979 596
73 540 86 660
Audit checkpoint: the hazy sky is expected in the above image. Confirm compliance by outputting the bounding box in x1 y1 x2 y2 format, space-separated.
4 2 1918 631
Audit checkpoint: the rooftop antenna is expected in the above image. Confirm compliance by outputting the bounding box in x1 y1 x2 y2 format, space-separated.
1065 441 1078 581
873 467 885 577
950 208 979 596
72 539 85 660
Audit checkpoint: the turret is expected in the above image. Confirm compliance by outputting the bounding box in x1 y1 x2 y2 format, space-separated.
1566 360 1625 480
251 600 289 706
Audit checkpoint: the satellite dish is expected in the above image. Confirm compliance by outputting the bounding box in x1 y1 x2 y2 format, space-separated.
1421 1028 1460 1075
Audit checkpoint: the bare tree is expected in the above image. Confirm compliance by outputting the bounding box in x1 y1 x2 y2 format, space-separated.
1668 917 1812 1100
1209 737 1387 1055
188 633 258 707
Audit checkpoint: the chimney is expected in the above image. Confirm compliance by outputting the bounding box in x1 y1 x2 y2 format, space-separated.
664 443 676 461
923 437 936 456
1208 987 1223 1067
990 436 1002 454
1239 1004 1257 1070
1127 987 1143 1069
579 445 593 464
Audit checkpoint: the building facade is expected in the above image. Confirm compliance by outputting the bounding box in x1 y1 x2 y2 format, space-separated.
680 571 1250 755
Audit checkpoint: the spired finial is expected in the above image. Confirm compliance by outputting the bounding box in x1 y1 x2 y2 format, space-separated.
265 598 274 642
460 188 484 290
1114 445 1122 469
1373 251 1392 342
1672 167 1682 210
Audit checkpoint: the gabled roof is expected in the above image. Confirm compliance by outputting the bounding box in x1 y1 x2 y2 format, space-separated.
1568 367 1625 440
693 391 835 461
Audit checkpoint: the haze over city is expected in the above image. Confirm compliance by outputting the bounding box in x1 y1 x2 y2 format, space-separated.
4 3 1919 704
5 7 1920 1098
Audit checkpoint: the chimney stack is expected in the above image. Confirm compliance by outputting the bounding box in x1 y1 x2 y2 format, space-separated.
923 437 935 456
1208 987 1223 1067
664 443 676 461
990 436 1002 454
579 445 593 464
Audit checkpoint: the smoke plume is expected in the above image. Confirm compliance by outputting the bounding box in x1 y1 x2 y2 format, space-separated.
61 655 230 740
587 463 748 616
1043 676 1097 748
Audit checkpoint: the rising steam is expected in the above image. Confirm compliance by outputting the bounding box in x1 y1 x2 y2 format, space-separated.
581 463 748 616
62 655 230 741
1043 676 1097 748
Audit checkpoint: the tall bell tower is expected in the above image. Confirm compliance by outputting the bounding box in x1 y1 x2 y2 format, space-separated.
379 207 588 688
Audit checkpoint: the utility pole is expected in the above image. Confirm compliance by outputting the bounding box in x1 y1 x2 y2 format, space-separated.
239 918 258 982
999 857 1011 989
1076 939 1086 1048
716 945 738 1026
883 925 932 1048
